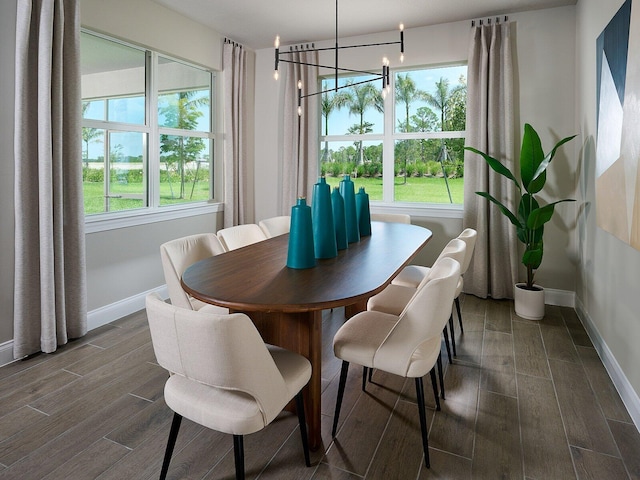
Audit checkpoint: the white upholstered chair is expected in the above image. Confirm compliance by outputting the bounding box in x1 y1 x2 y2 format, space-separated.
217 224 268 251
370 212 411 224
258 215 291 238
392 229 477 336
160 233 228 314
145 293 312 480
331 257 461 469
368 237 467 364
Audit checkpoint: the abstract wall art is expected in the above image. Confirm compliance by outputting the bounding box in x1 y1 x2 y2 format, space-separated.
596 0 640 250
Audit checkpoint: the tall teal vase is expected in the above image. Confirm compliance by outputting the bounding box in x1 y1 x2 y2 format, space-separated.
331 187 348 250
287 198 316 269
356 187 371 236
311 177 337 259
339 175 360 243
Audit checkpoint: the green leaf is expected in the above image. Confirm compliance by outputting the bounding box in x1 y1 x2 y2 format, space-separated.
523 245 543 270
529 134 578 188
465 146 521 191
476 191 522 228
520 124 545 193
527 199 576 230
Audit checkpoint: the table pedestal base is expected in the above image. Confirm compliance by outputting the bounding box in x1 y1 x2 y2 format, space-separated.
234 309 323 451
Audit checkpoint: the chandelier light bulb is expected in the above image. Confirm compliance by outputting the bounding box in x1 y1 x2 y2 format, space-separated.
298 80 302 90
400 53 404 63
297 106 302 116
274 70 279 80
382 89 387 99
275 35 280 48
399 23 404 31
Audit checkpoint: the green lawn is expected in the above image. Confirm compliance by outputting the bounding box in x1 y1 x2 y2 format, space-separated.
83 176 463 214
83 180 210 214
324 176 464 204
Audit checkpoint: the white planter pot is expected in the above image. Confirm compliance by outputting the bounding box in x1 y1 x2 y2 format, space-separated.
514 283 545 320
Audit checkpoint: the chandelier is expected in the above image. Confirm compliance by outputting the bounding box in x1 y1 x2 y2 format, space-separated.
274 0 405 115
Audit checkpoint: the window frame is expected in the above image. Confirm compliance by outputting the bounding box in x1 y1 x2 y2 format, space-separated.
81 29 222 232
319 62 466 218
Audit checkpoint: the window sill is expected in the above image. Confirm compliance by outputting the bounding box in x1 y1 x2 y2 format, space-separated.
371 202 463 220
85 202 223 234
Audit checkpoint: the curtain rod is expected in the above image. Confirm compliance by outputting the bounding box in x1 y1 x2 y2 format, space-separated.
224 37 244 48
471 16 509 27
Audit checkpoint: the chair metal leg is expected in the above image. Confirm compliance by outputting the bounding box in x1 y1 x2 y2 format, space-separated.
295 391 311 467
332 361 350 437
429 368 440 411
442 326 453 364
449 314 457 357
368 367 373 383
436 352 445 399
233 435 245 480
159 412 182 480
414 377 431 468
455 297 464 333
362 366 368 391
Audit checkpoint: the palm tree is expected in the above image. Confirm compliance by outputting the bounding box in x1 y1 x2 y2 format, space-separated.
321 88 349 163
395 73 427 183
342 82 383 164
81 102 103 168
395 73 427 133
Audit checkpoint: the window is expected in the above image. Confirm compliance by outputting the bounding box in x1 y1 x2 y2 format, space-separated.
80 32 215 216
320 64 466 206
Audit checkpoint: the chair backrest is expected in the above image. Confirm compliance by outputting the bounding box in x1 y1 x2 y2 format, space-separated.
416 237 466 289
258 216 291 238
457 228 477 274
145 292 289 425
160 234 226 310
370 213 411 224
374 257 460 376
217 224 268 251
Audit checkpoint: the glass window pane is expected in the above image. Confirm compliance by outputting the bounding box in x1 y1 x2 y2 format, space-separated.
80 32 146 125
109 131 146 200
321 76 384 136
394 65 467 133
320 140 383 201
393 138 464 204
160 135 210 206
158 56 211 132
83 128 106 215
82 99 105 121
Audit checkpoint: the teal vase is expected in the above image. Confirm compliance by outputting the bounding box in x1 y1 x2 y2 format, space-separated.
339 175 360 243
287 198 316 269
311 177 337 259
356 187 371 236
331 187 348 250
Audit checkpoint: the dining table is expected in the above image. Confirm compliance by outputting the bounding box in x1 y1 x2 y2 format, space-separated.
181 220 432 450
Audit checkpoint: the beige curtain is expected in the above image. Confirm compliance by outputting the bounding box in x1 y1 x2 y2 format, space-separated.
463 22 518 299
281 48 319 213
14 0 87 358
222 41 247 227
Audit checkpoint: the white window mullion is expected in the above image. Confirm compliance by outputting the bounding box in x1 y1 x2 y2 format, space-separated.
382 73 395 203
147 51 159 208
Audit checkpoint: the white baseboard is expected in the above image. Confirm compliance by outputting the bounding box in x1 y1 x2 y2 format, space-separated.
87 285 168 331
575 297 640 431
0 340 14 369
545 288 575 308
0 285 168 368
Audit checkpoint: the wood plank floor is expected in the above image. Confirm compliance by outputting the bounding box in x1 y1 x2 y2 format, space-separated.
0 296 639 479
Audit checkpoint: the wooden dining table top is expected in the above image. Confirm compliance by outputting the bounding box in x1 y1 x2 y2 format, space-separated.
181 221 432 313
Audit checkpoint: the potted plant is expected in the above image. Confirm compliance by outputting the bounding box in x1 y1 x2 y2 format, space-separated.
465 123 576 320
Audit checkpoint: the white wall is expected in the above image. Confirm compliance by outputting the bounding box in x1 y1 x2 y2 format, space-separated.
253 6 578 290
576 0 640 423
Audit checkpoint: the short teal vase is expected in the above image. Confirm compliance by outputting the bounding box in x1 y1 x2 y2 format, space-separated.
331 187 348 250
339 175 360 243
356 187 371 236
287 197 316 269
311 177 337 259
